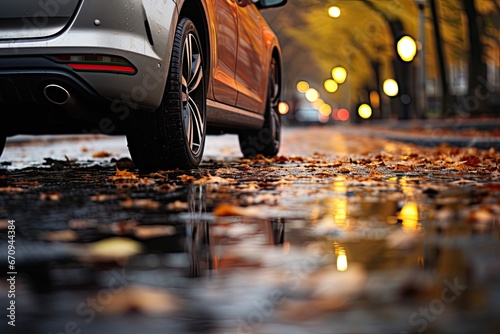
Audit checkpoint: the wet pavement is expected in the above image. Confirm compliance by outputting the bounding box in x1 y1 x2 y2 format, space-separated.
1 125 500 334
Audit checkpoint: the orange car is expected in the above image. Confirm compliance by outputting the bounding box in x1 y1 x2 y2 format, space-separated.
0 0 287 170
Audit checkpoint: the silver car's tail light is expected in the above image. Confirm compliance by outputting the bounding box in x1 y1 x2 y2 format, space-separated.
52 55 137 75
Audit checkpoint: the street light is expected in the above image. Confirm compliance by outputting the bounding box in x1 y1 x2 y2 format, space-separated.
358 104 373 119
328 6 341 18
395 34 417 119
324 79 339 93
296 81 309 93
332 66 347 84
383 79 399 97
305 88 320 102
396 35 418 62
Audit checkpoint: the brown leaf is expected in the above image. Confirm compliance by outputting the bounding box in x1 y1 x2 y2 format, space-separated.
133 225 176 239
393 164 413 172
213 203 260 217
68 219 98 229
154 183 179 193
178 174 196 183
12 181 40 187
368 168 383 178
40 192 61 201
0 187 24 193
43 230 78 242
166 200 188 211
120 198 161 210
90 194 119 202
331 160 343 167
339 167 351 173
194 173 236 184
92 151 113 158
110 166 138 180
108 220 139 235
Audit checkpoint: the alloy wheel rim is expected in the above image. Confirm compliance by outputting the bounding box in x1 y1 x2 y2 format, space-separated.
181 32 204 156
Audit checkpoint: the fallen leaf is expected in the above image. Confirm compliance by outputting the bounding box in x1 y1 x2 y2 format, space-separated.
0 187 24 193
393 164 413 172
133 225 176 239
154 183 179 193
40 192 61 201
92 151 113 158
178 174 195 183
68 219 98 229
194 173 236 184
108 220 139 235
12 181 40 186
120 198 161 210
90 194 119 202
339 167 351 173
109 166 138 180
213 203 261 217
166 200 188 211
43 230 78 242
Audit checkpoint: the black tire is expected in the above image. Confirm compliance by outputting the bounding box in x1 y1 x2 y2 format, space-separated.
127 17 206 171
239 58 281 157
0 135 5 158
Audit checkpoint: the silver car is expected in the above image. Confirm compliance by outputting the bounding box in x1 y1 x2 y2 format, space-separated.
0 0 286 170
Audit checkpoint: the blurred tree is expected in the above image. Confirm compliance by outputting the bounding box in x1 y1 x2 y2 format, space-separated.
430 0 450 117
264 0 499 117
463 0 490 114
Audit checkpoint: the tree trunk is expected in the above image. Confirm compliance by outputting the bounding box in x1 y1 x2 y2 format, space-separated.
463 0 490 115
429 0 450 118
361 0 413 119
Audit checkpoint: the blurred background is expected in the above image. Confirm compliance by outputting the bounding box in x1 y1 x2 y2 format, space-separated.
262 0 500 124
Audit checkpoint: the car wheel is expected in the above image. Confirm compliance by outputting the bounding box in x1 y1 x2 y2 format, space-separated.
0 135 5 158
127 17 206 171
239 58 281 157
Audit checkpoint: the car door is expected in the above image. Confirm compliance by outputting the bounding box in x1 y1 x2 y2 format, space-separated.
234 1 267 113
212 0 239 106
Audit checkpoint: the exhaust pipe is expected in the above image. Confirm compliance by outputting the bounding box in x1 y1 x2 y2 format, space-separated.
43 84 70 105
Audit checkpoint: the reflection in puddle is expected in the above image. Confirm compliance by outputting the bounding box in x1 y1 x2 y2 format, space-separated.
2 168 500 333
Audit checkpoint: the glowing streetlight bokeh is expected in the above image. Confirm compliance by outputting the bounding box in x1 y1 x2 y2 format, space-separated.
336 248 348 272
324 79 339 93
312 98 325 110
399 202 419 230
328 6 341 18
337 108 350 121
332 66 347 84
296 81 309 93
358 103 372 119
383 79 399 97
305 88 320 102
369 90 380 109
319 103 332 116
278 101 289 115
397 35 417 62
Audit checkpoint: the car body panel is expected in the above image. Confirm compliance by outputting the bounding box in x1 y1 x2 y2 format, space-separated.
211 0 239 106
235 2 266 112
0 0 81 40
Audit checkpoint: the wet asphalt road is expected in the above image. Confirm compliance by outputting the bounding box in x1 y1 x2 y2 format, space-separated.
1 126 500 334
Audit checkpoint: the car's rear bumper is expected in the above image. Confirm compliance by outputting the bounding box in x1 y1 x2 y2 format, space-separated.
0 0 178 113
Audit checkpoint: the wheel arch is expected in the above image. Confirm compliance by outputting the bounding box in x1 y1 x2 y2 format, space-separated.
271 46 283 102
178 0 212 95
